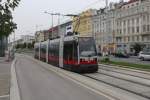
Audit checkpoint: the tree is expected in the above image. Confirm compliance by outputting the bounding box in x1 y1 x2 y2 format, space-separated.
132 43 145 55
31 41 35 48
27 43 32 49
0 0 21 37
23 43 26 48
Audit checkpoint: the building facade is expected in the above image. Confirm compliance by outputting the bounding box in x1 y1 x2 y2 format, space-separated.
92 3 116 54
73 9 97 36
35 31 45 42
92 0 150 54
48 26 59 39
21 35 35 44
115 0 150 53
35 21 73 42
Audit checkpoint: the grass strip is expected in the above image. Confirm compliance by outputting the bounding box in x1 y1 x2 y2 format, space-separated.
101 60 150 71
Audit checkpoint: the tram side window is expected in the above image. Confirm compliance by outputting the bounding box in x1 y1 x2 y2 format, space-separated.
40 45 46 56
63 42 78 63
52 43 55 56
48 42 59 58
52 42 59 57
35 47 39 52
40 46 43 53
43 45 46 53
35 45 39 57
49 43 54 56
54 44 56 56
48 43 52 56
35 44 39 52
56 42 59 57
40 45 42 52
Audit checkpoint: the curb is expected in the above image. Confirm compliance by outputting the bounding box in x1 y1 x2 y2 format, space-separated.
10 59 21 100
0 95 9 99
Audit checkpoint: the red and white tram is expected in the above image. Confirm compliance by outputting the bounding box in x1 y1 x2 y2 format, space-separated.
34 35 98 73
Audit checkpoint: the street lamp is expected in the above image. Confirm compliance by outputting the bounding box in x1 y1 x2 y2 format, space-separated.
44 11 56 39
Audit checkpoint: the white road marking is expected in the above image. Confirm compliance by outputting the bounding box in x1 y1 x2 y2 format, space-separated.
10 59 21 100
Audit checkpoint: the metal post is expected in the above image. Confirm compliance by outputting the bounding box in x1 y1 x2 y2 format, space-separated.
106 0 108 8
51 15 53 39
13 32 15 59
58 13 60 37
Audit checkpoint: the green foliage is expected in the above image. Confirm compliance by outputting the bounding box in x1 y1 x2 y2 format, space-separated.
27 43 32 49
132 43 145 55
16 42 35 49
101 61 150 71
0 0 20 37
23 43 26 48
101 57 110 63
31 41 35 48
15 43 22 49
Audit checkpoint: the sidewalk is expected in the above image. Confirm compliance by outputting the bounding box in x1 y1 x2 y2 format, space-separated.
0 57 11 100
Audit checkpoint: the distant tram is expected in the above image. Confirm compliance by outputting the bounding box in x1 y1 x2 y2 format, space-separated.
34 35 98 73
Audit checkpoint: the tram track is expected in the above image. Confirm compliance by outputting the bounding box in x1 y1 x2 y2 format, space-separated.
82 73 150 100
97 72 150 87
98 64 150 80
98 64 150 75
98 68 150 87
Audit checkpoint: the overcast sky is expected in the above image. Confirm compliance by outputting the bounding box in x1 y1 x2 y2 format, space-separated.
10 0 128 40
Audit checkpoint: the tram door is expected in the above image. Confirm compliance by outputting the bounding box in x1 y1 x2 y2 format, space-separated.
63 41 78 68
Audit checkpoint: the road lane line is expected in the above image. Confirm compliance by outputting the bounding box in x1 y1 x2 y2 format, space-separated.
10 59 21 100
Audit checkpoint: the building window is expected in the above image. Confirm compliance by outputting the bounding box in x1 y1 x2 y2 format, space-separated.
147 15 149 23
124 28 126 34
128 19 130 26
123 20 126 26
128 27 130 34
136 26 139 33
137 36 139 41
132 19 134 26
132 36 134 42
143 15 146 22
143 25 146 32
132 27 135 33
142 36 144 41
147 25 150 32
120 30 122 34
136 18 139 25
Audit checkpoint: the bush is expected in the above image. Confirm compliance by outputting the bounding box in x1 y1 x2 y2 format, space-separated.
101 57 110 63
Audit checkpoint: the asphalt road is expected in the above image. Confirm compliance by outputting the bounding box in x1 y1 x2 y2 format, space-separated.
15 55 110 100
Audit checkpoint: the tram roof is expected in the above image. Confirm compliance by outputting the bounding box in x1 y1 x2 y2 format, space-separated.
35 35 93 44
63 35 93 42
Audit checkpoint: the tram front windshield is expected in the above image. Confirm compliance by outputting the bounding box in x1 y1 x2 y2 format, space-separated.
79 37 97 57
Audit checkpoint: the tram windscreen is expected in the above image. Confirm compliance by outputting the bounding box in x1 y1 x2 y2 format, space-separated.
79 37 97 57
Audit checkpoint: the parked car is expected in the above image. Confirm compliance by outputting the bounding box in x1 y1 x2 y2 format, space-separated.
139 51 150 61
128 52 137 56
114 52 130 58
